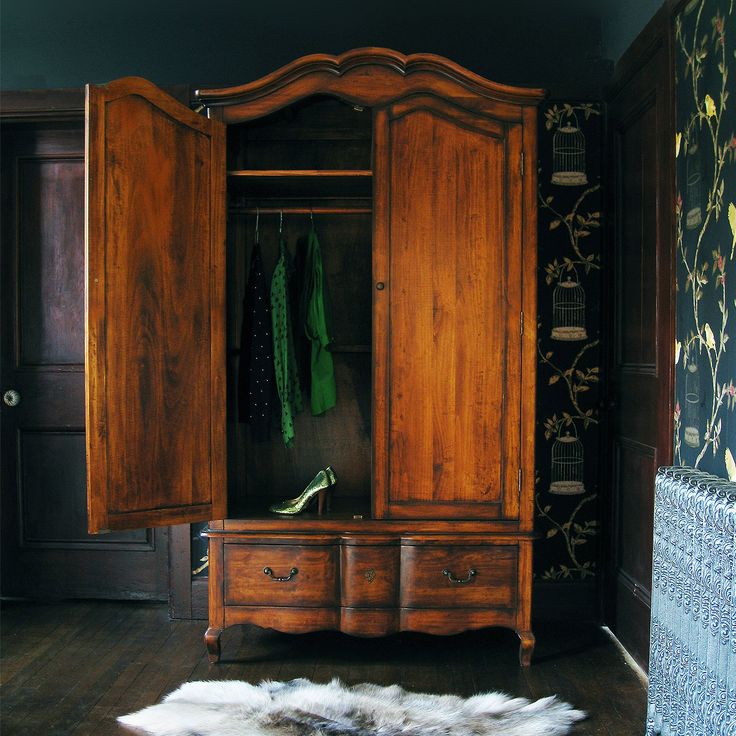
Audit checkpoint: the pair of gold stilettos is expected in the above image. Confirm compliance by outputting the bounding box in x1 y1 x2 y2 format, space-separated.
269 466 337 516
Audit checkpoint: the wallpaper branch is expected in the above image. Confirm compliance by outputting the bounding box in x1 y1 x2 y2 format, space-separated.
674 0 736 480
535 101 603 582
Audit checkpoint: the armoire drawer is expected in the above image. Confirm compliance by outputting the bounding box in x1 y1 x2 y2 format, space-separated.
340 544 400 607
400 544 518 609
224 544 337 607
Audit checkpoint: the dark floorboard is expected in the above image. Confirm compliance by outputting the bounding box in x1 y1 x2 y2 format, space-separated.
0 600 647 735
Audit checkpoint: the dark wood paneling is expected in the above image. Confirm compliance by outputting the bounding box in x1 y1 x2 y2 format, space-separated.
0 113 169 600
85 77 227 532
0 89 84 120
605 5 675 670
617 97 658 371
18 431 148 548
18 157 85 366
614 438 656 587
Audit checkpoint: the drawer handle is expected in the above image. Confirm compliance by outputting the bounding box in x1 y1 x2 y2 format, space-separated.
263 566 298 582
443 568 477 584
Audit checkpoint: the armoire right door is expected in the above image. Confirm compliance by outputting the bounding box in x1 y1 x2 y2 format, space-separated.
372 95 525 521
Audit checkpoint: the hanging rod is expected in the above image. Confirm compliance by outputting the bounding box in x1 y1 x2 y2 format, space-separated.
229 206 372 215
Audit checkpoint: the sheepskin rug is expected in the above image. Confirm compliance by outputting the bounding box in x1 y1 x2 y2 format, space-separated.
118 677 586 736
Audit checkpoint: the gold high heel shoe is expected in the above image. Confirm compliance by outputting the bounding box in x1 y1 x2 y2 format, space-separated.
269 466 337 515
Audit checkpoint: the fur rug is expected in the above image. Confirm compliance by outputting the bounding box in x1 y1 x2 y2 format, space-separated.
118 677 585 736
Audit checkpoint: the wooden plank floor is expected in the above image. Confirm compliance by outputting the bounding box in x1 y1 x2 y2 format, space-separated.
0 600 646 735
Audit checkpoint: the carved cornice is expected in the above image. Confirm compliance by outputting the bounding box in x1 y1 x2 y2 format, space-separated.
195 48 545 113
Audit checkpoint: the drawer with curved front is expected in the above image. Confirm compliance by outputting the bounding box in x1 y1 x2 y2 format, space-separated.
340 544 400 607
400 544 518 609
224 544 337 607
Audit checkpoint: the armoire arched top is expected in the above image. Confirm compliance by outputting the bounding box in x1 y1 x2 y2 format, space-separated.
195 47 546 123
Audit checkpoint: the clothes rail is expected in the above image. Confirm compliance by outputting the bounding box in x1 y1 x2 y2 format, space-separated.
229 206 372 215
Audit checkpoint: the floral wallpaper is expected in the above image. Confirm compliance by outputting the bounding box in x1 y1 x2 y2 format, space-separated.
535 102 603 580
674 0 736 481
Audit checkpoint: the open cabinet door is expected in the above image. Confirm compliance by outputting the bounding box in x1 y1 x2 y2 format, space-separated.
86 77 226 533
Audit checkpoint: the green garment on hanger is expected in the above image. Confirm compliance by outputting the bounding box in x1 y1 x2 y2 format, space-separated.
271 237 303 446
303 225 336 415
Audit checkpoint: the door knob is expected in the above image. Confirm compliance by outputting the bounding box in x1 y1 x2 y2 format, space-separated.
3 389 21 407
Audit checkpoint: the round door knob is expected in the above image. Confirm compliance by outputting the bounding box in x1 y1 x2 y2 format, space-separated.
375 281 385 291
3 389 21 407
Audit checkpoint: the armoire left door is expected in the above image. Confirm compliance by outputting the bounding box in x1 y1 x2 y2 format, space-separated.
0 101 168 599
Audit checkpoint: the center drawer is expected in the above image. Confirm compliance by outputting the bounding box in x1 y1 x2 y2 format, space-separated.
400 544 518 609
224 544 338 607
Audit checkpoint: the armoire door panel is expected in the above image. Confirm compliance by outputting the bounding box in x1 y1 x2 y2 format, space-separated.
379 101 522 519
86 77 227 532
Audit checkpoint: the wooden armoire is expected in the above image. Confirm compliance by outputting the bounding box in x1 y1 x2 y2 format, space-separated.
85 49 543 665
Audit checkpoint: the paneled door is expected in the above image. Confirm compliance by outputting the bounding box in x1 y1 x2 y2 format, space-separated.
606 7 675 669
0 120 168 599
373 97 528 521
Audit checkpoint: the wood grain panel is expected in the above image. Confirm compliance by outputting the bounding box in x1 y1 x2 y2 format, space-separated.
340 545 399 607
18 157 84 366
224 544 337 606
400 544 517 608
339 608 399 636
86 78 226 532
399 607 516 633
385 100 515 517
224 606 339 632
103 95 211 513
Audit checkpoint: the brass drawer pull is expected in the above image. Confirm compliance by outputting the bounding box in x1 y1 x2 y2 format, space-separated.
442 568 477 584
263 566 298 582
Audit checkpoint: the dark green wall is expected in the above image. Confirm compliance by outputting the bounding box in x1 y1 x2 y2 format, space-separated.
2 0 618 96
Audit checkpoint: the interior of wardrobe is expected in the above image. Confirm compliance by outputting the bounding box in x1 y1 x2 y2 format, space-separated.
226 95 374 518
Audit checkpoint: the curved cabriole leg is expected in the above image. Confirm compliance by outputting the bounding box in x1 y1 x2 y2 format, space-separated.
517 630 535 667
205 626 223 663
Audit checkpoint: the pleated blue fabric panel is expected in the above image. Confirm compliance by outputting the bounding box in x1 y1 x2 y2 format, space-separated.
646 467 736 736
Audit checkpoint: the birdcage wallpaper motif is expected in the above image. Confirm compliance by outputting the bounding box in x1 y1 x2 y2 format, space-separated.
551 276 587 340
685 141 703 230
551 118 588 186
683 361 701 448
549 427 585 495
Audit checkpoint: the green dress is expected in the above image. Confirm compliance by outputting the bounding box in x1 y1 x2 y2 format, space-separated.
271 238 303 446
303 226 336 415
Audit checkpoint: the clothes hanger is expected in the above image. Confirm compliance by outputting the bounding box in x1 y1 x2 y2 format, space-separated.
254 206 260 244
